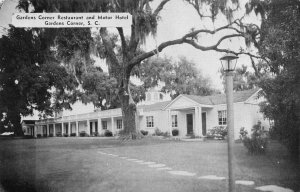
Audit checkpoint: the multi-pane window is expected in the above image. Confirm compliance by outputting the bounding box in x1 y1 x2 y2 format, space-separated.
117 119 122 129
102 121 107 129
172 115 178 127
218 110 227 125
146 116 154 127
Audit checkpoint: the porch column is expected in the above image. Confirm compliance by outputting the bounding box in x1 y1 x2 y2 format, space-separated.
86 119 90 135
47 124 49 136
34 125 37 138
53 124 56 136
61 122 64 135
68 122 71 135
76 121 79 136
111 117 115 135
167 109 172 135
194 106 202 136
98 118 102 132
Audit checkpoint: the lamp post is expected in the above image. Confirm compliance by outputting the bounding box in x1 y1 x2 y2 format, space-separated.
220 53 238 192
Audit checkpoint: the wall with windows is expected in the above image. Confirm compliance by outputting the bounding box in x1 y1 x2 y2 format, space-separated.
206 102 269 140
139 110 174 135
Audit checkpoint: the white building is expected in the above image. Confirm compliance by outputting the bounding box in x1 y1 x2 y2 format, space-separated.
28 88 269 140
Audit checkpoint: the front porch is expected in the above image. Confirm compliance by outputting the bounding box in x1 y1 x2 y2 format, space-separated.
33 109 124 138
164 95 214 137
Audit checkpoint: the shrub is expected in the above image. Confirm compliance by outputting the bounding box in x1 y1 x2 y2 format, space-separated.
70 133 76 137
56 132 62 137
207 126 227 139
43 134 48 137
140 130 148 136
162 131 170 137
37 134 42 138
92 132 99 137
23 135 34 139
172 129 179 136
104 130 113 137
49 133 54 137
79 131 89 137
154 128 164 136
240 121 268 154
63 133 69 137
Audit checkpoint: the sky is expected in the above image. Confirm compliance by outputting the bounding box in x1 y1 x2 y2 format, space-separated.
0 0 260 117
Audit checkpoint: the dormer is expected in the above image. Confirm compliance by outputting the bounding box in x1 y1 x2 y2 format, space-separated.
141 88 170 105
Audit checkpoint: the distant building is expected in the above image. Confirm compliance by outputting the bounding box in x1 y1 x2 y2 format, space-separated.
21 120 36 136
30 89 269 140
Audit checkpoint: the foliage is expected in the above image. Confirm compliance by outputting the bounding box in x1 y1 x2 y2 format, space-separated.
137 56 219 99
49 133 54 137
220 65 257 91
0 27 78 135
140 130 148 136
56 132 62 137
153 128 164 136
172 129 179 136
70 133 76 137
79 131 89 137
162 131 170 137
240 121 268 154
104 130 113 137
207 126 227 140
81 68 119 110
15 0 246 138
37 134 42 138
246 0 300 160
63 133 69 137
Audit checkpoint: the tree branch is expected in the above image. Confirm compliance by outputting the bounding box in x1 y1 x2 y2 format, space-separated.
184 34 243 51
250 56 261 77
117 27 127 55
153 0 171 17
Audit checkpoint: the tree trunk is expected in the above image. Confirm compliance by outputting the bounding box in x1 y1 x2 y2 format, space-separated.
7 111 23 136
117 73 141 140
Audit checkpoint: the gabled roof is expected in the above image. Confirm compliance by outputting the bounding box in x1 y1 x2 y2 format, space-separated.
138 101 171 112
183 88 260 105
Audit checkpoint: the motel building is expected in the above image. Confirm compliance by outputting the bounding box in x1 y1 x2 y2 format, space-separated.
24 88 269 140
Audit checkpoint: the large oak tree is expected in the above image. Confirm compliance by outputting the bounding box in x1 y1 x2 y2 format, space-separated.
17 0 258 139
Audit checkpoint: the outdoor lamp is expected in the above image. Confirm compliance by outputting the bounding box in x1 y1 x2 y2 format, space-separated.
219 53 238 72
220 52 239 192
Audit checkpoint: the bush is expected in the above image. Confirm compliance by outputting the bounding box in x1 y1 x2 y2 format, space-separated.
70 133 76 137
104 130 113 137
207 126 227 140
162 131 170 137
37 134 42 138
56 132 62 137
63 133 69 137
140 130 148 136
43 134 48 137
172 129 179 136
92 132 99 137
154 128 164 136
79 131 89 137
49 133 54 137
240 121 268 154
23 135 34 139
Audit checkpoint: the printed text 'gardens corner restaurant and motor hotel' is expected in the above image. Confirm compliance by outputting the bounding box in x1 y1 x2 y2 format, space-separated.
12 13 132 28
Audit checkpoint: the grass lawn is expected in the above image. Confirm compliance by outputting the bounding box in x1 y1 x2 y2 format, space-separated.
0 137 299 192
